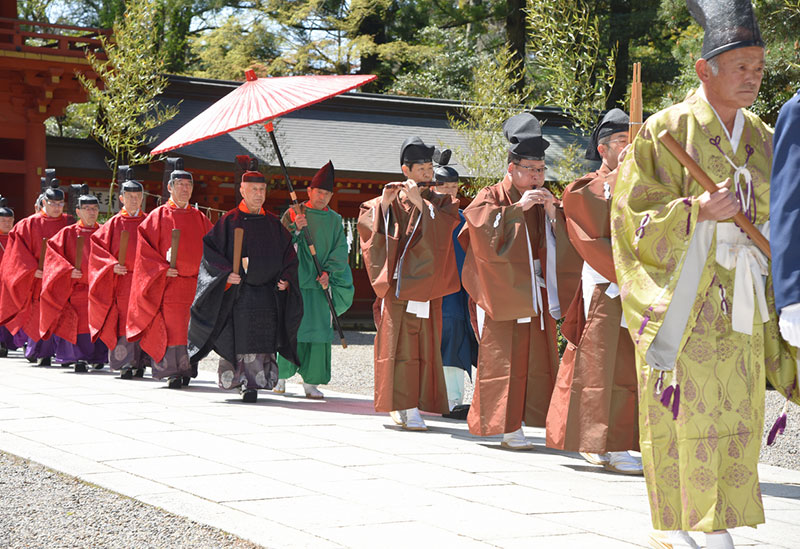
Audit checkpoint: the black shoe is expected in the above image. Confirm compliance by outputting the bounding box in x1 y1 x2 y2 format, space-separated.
27 356 37 363
39 357 52 367
181 376 191 387
74 361 88 373
60 361 73 368
442 404 470 420
93 363 104 370
167 377 182 389
0 344 8 358
241 389 258 403
119 369 134 380
133 367 145 378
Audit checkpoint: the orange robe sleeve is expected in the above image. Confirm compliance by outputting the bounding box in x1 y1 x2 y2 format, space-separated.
561 167 617 283
358 190 460 301
126 209 170 358
126 207 213 361
0 221 39 329
88 216 126 349
357 196 399 299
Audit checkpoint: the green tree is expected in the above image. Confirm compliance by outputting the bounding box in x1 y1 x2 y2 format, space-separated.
388 26 483 100
77 0 179 208
189 16 281 80
526 0 617 132
447 45 528 194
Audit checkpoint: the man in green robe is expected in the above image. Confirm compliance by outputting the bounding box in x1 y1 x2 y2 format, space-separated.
276 161 354 398
612 2 799 547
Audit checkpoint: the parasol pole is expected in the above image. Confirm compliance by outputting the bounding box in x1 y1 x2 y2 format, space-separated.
629 62 643 141
264 122 347 349
657 130 770 258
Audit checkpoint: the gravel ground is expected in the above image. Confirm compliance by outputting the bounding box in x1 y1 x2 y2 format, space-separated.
1 331 796 549
0 452 261 549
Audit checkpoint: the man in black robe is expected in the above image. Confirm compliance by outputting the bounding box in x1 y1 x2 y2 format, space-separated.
188 168 303 402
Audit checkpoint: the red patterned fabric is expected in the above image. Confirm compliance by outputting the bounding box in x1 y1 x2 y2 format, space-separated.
40 222 99 342
0 212 71 336
88 210 145 349
125 203 212 361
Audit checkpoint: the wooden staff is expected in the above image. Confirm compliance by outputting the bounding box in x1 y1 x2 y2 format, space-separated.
38 238 47 270
170 229 180 269
232 228 244 275
75 236 85 271
629 62 643 141
658 129 771 259
265 122 347 348
118 230 129 267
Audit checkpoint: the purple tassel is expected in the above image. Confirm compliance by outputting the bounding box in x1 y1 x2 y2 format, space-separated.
671 384 681 420
638 310 652 336
659 381 680 420
767 413 787 446
660 385 674 408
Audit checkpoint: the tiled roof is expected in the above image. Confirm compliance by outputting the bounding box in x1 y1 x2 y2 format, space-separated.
149 75 599 182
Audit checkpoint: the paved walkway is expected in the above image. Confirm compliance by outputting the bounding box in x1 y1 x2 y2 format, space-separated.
1 355 799 548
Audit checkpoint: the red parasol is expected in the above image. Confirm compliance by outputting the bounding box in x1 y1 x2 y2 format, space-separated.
151 70 377 154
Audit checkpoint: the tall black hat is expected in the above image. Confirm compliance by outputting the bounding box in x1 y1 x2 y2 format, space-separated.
78 194 99 207
687 0 764 60
239 157 265 183
585 108 630 161
400 137 435 166
433 166 459 184
503 113 549 160
309 161 335 192
170 169 192 183
119 165 144 192
43 180 65 201
0 196 13 217
70 183 98 207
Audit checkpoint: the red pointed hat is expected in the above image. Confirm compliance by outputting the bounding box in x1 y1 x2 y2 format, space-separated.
310 160 334 192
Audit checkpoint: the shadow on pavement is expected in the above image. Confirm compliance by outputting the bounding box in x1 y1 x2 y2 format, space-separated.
760 482 800 500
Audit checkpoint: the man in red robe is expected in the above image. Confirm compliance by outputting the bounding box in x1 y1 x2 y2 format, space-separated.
126 163 213 388
0 181 72 366
545 109 642 475
40 191 108 372
459 113 580 449
0 196 25 357
358 137 461 430
89 170 149 379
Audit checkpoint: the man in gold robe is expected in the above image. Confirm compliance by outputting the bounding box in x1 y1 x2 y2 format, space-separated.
612 1 799 547
358 137 460 430
546 108 641 474
459 113 580 450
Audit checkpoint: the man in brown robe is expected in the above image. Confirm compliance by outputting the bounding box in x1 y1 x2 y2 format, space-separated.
358 137 460 430
545 108 642 474
459 113 580 449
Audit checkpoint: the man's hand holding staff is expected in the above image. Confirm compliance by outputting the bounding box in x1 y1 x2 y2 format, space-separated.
658 130 771 259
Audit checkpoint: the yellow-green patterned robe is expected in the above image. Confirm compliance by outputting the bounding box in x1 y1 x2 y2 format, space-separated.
612 88 800 532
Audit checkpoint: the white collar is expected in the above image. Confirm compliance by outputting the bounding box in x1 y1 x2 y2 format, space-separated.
697 86 745 154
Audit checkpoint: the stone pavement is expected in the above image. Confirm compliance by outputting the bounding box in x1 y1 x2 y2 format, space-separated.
1 355 799 549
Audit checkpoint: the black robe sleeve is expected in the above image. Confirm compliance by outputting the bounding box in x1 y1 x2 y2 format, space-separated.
188 209 303 366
